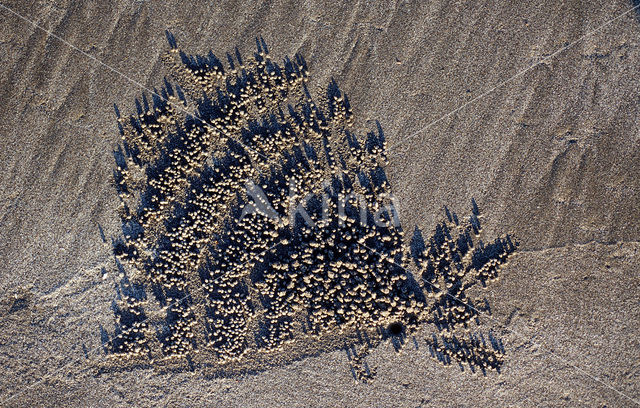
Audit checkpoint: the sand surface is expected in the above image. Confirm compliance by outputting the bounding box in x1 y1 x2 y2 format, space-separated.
1 0 639 407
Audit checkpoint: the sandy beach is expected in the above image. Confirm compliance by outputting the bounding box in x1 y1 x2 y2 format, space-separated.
1 1 639 406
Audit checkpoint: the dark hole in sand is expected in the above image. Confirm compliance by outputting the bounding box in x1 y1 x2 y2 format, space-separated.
8 298 28 314
388 322 403 336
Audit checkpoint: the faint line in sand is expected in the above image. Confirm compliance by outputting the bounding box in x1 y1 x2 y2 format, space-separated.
357 241 640 406
386 3 640 157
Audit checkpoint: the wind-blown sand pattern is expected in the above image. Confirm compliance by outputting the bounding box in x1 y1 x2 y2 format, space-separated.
103 35 517 380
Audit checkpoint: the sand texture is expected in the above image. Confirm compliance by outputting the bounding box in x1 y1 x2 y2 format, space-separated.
1 1 639 407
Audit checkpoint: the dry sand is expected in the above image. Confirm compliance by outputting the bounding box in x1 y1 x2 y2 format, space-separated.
1 0 640 407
